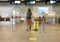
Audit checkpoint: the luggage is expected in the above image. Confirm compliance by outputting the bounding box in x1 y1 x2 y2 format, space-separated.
34 20 38 31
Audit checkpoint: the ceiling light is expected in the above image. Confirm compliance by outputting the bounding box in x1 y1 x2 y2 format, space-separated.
14 1 21 4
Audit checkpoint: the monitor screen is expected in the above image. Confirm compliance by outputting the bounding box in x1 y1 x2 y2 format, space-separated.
38 7 49 14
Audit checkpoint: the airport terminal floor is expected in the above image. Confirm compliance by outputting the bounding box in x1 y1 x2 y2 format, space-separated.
0 2 60 42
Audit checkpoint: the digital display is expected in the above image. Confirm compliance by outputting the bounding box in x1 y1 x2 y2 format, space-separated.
25 1 36 5
50 0 56 4
38 7 49 14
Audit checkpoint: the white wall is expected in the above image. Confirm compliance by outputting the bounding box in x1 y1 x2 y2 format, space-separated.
0 5 15 17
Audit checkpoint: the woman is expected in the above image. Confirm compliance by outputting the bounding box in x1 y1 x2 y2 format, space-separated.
26 8 32 31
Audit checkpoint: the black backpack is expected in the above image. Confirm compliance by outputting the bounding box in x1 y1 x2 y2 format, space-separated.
27 13 32 19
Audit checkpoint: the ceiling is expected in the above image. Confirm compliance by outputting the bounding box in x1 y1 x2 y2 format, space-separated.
0 0 51 1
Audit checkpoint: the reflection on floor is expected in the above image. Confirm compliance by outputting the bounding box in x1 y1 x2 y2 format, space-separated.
0 23 60 42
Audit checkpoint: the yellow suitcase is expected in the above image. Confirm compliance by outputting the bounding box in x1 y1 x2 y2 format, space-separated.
34 21 38 31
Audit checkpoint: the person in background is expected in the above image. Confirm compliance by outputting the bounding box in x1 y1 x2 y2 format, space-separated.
42 16 45 24
38 16 42 25
26 8 33 31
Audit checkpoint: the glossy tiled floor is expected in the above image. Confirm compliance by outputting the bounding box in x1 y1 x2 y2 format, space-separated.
0 2 60 42
0 23 60 42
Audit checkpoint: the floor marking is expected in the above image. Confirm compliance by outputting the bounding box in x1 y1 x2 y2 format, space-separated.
29 37 37 40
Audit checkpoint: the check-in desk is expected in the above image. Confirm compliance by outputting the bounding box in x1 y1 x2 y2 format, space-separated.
0 17 11 26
